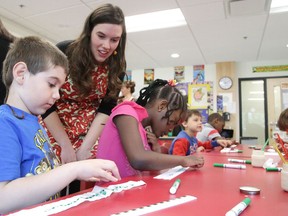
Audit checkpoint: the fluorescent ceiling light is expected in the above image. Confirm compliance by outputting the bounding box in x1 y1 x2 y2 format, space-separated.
171 53 180 58
270 0 288 13
125 8 186 33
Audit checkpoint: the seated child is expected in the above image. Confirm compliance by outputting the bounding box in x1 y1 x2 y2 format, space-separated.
278 108 288 132
97 79 204 178
0 36 120 214
276 108 288 152
169 110 230 156
196 113 225 141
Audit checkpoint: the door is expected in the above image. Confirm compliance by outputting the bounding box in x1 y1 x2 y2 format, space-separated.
266 78 288 140
239 79 265 145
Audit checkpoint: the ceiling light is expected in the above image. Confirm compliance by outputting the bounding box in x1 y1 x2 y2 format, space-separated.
171 53 180 58
270 0 288 13
125 8 186 33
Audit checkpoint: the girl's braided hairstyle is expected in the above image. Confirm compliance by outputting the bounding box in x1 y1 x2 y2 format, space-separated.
136 79 187 121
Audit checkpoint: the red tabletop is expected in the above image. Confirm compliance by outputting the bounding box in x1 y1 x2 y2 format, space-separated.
12 145 288 216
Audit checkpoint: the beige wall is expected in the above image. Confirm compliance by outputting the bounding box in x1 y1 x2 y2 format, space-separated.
216 62 237 139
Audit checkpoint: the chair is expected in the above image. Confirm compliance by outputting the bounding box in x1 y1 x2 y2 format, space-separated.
220 129 234 138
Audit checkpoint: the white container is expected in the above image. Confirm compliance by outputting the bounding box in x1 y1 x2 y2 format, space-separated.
265 152 281 164
281 163 288 192
251 150 265 167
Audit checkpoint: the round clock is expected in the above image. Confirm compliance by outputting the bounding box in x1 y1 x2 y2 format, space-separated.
219 76 233 90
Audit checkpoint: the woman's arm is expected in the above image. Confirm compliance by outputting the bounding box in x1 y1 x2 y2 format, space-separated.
76 112 109 160
43 111 76 163
0 159 120 214
114 115 204 171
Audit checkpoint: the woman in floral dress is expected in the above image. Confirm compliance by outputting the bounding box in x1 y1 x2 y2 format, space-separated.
42 3 127 164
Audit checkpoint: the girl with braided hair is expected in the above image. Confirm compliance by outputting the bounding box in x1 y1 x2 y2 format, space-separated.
97 79 204 177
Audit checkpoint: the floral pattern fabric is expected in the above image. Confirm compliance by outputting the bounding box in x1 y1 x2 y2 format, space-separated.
47 65 108 160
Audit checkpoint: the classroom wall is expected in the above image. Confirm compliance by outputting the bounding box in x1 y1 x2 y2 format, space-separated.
4 18 287 141
130 60 288 141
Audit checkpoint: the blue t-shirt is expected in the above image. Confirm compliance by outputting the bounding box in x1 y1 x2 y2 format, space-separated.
0 105 60 182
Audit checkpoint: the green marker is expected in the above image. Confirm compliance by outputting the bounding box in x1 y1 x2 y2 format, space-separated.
214 163 246 169
225 198 251 216
228 158 251 164
266 167 282 172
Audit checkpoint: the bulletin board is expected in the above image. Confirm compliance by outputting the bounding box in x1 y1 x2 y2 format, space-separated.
188 83 211 109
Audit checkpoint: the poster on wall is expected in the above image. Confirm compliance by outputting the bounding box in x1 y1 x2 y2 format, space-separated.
193 65 205 83
174 66 185 82
144 69 154 84
199 109 209 124
175 82 188 105
217 95 223 114
188 83 211 109
187 82 214 112
125 69 132 81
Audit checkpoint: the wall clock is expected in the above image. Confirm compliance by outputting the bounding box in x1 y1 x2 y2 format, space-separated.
219 76 233 90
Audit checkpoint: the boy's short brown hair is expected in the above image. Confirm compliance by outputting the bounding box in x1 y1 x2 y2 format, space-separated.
2 36 69 89
278 108 288 131
184 109 202 121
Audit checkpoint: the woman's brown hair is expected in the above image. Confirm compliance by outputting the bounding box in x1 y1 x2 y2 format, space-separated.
66 4 126 98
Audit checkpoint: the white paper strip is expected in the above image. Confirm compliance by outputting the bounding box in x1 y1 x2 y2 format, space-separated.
111 195 197 216
9 181 146 216
153 166 188 180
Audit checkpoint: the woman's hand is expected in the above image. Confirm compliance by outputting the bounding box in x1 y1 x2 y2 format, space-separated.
61 143 77 164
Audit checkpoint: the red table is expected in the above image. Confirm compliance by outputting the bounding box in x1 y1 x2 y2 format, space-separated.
12 145 288 216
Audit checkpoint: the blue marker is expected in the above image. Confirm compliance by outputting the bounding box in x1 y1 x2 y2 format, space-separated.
169 179 181 194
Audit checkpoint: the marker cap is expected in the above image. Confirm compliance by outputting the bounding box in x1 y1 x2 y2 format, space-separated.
266 167 281 171
242 198 251 206
213 163 224 167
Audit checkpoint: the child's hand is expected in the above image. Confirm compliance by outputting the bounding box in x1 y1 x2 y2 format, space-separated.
146 129 161 153
217 139 233 148
196 146 205 152
75 159 121 182
183 155 204 169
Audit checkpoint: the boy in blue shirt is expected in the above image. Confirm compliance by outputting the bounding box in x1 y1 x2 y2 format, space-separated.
169 110 231 155
0 36 120 214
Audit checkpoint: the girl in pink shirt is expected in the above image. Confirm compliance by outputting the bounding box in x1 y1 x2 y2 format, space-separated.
97 79 204 177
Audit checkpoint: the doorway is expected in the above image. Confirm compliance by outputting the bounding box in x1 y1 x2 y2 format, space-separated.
239 76 288 146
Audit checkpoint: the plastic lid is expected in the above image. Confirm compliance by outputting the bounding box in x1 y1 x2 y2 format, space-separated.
240 186 261 195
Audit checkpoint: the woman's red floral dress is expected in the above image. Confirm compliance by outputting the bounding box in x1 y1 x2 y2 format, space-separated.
47 65 108 161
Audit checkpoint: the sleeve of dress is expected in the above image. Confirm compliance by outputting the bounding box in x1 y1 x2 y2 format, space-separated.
98 72 126 115
98 96 117 115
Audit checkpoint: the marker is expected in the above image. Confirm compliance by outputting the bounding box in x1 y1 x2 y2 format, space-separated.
214 163 246 169
266 167 282 172
225 198 251 216
228 158 251 164
169 179 181 194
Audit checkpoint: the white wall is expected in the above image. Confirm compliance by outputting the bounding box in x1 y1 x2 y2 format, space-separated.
236 60 288 78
